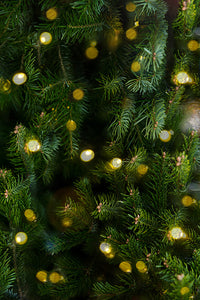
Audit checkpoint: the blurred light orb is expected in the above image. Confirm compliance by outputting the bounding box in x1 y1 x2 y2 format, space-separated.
126 2 136 12
187 40 199 51
12 72 27 85
126 28 137 40
99 242 112 254
1 79 11 91
175 71 193 85
180 287 190 295
131 61 140 72
36 270 48 282
85 46 98 59
119 261 132 273
62 217 73 227
181 195 193 207
137 164 148 175
27 139 41 152
15 232 28 245
66 120 77 131
136 261 147 273
90 40 97 47
24 209 36 222
49 272 62 283
73 88 84 100
46 7 58 20
80 149 94 162
40 32 52 45
159 130 171 142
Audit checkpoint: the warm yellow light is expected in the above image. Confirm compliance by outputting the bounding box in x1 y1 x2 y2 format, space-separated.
2 79 11 91
187 40 199 51
85 47 98 59
126 28 137 40
131 61 140 72
90 40 97 47
105 252 115 259
136 261 147 273
99 242 112 254
66 120 77 131
62 217 73 227
27 139 41 152
36 271 48 282
159 130 171 142
73 88 84 100
80 149 95 162
119 261 132 273
40 32 52 45
126 2 136 12
170 227 186 240
181 195 193 207
24 209 36 222
180 287 190 295
15 232 28 245
46 8 58 20
176 72 193 84
12 72 27 85
49 272 61 283
137 164 148 175
110 158 122 169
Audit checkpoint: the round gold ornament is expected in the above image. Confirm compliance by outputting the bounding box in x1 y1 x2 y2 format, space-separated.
46 8 58 20
49 272 62 283
110 158 122 170
73 88 84 100
62 217 73 227
159 130 171 142
24 209 36 222
66 120 77 131
137 164 148 175
126 28 137 40
40 32 52 45
15 232 28 245
36 270 48 283
85 46 98 59
131 61 140 72
80 149 94 162
126 2 136 12
12 72 27 85
26 139 41 152
119 261 132 273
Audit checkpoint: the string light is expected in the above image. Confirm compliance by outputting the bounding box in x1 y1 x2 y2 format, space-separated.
180 287 190 295
174 71 193 85
49 272 62 283
187 40 199 51
119 261 132 273
26 139 41 152
12 72 27 85
159 130 171 142
80 149 94 162
131 61 140 72
137 164 148 175
24 209 36 222
136 261 147 273
15 232 28 245
66 120 77 131
36 271 48 283
62 217 73 227
73 88 84 100
85 46 98 59
46 8 58 20
40 32 52 45
181 195 194 207
126 2 136 12
110 158 122 170
169 227 186 240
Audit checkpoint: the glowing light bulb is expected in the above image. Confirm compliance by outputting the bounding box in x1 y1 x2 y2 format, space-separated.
27 139 41 152
175 72 193 85
137 164 148 175
49 272 62 283
36 271 48 282
80 149 94 162
12 72 27 85
110 158 122 169
170 227 186 240
187 40 199 51
15 232 28 245
131 61 140 72
136 261 147 273
24 209 36 222
99 242 112 254
119 261 132 273
40 32 52 45
180 287 190 295
159 130 171 142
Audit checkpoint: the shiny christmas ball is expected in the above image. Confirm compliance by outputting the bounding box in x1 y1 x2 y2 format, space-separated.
15 232 28 245
119 261 132 273
12 72 27 85
66 120 77 131
36 270 48 283
180 100 200 134
80 149 94 162
40 32 52 45
159 130 171 142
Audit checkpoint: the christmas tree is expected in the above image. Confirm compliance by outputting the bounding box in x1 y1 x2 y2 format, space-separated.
0 0 200 299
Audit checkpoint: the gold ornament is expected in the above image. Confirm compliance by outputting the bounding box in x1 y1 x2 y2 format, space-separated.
187 40 199 51
62 217 73 227
159 130 171 142
40 32 52 45
126 2 136 12
46 7 58 20
73 88 84 100
174 71 193 85
12 72 27 85
136 261 147 273
15 232 28 245
99 242 112 254
119 261 132 273
180 287 190 295
24 209 36 222
66 120 77 131
169 227 186 240
105 252 115 259
36 270 48 283
137 164 148 175
49 272 62 283
131 61 140 72
85 46 98 59
126 28 137 40
80 149 94 162
27 139 41 152
181 195 193 207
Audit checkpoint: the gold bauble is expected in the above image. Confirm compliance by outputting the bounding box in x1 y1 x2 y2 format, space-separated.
136 261 147 273
137 164 148 175
27 139 41 152
46 8 58 20
36 270 48 283
24 209 36 222
181 195 193 207
73 88 84 100
40 32 52 45
119 261 132 273
159 130 171 142
85 47 98 59
126 28 137 40
80 149 95 162
12 72 27 85
49 272 61 283
131 61 140 72
66 120 77 131
187 40 199 51
126 2 136 12
15 232 28 245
